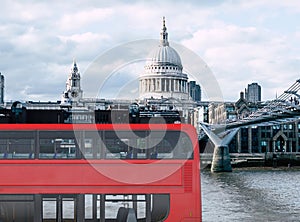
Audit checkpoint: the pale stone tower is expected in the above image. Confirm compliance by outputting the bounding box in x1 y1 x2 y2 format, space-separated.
61 60 83 105
0 73 4 104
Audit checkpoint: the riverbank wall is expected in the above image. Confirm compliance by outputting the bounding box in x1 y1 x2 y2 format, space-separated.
200 152 300 169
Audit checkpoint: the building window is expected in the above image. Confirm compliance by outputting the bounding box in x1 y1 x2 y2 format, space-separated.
261 141 267 146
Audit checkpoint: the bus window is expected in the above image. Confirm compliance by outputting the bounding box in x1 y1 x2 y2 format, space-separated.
103 194 169 221
42 194 76 221
0 193 170 222
103 131 149 159
39 131 77 159
173 132 194 159
42 196 57 220
104 138 128 159
0 131 35 159
39 138 77 159
81 131 103 159
82 138 93 158
102 130 193 160
149 131 194 159
0 195 34 221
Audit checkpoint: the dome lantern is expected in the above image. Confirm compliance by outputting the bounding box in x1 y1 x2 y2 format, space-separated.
160 16 169 46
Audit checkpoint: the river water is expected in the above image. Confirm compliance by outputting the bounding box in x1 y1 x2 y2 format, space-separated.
201 168 300 222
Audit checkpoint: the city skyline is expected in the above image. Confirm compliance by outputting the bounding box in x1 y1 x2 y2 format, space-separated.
1 0 300 102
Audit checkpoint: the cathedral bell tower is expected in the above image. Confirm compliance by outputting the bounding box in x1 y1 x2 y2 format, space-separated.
61 60 83 105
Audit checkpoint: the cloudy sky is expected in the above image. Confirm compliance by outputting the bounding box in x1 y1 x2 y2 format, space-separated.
1 0 300 102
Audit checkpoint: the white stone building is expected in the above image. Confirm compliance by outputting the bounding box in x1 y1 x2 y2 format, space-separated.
139 17 189 100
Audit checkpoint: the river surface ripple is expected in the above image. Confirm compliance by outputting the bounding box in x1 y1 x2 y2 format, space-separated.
201 168 300 222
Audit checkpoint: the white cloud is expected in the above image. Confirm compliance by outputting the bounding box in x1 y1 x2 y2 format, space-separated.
58 7 114 31
59 32 110 44
238 0 300 11
0 1 53 23
181 18 300 101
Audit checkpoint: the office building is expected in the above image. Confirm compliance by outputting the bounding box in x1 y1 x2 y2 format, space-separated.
245 82 261 103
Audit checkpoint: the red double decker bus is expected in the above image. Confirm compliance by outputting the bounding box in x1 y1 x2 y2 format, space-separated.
0 124 201 221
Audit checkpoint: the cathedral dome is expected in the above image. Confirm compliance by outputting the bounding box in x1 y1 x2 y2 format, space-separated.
149 45 182 68
147 17 182 69
139 17 189 100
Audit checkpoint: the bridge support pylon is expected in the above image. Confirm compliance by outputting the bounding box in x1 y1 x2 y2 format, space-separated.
211 145 232 172
199 123 238 173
